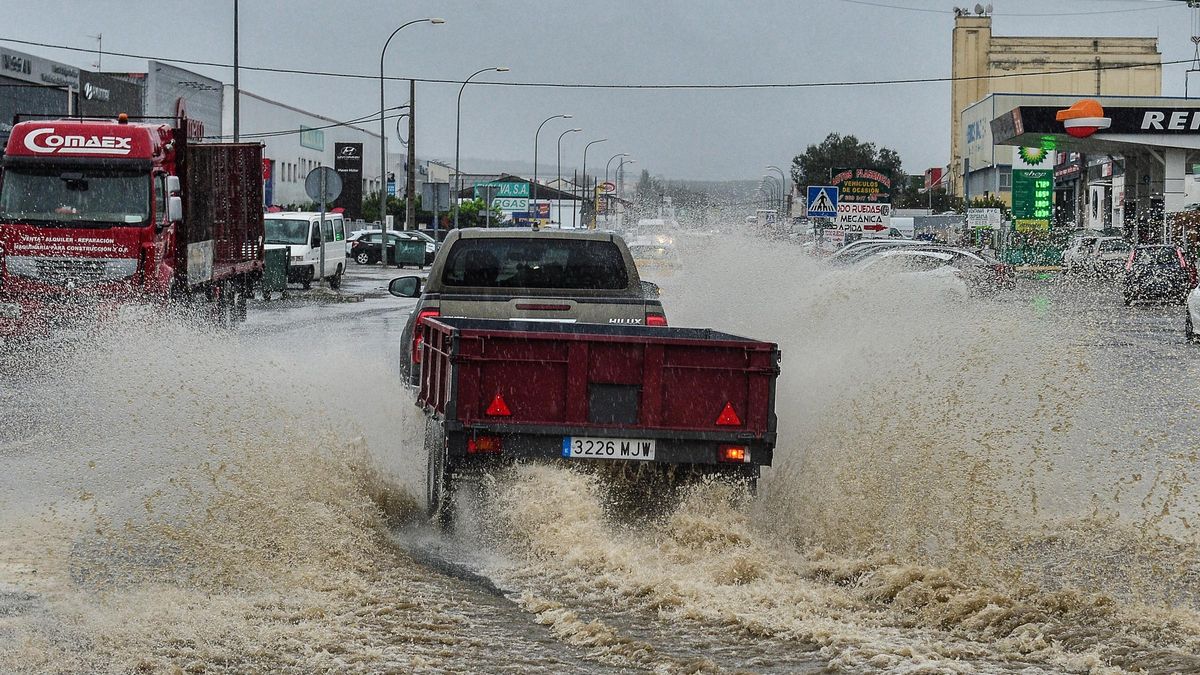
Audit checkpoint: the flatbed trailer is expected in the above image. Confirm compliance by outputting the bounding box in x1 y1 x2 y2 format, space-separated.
417 317 780 525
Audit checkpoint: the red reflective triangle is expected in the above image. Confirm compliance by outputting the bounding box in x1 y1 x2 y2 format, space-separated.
486 393 512 417
715 401 742 426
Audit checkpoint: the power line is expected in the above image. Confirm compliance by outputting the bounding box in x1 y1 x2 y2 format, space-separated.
838 0 1177 16
202 105 409 141
0 36 1181 92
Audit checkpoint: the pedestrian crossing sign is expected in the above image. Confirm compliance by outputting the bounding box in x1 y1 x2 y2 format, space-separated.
807 186 839 218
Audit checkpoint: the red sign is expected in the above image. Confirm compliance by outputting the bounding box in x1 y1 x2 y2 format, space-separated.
5 120 154 159
863 224 888 232
1056 99 1111 139
262 158 272 181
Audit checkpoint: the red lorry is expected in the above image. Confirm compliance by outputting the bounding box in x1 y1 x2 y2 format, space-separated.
417 317 781 526
0 116 264 336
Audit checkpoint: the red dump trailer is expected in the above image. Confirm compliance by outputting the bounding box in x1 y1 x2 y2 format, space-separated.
417 317 780 524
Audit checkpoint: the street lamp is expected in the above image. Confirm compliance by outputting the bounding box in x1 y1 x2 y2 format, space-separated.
762 175 781 209
767 165 787 214
581 138 607 228
615 157 636 228
380 17 443 241
556 127 582 227
533 114 572 221
454 66 509 229
602 153 627 228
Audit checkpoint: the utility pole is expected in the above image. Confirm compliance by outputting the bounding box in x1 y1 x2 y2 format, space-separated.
406 79 416 231
232 0 239 142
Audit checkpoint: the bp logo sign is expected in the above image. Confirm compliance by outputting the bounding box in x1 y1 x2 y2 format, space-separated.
1017 147 1048 166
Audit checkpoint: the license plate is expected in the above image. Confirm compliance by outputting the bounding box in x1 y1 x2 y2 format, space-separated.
0 303 20 320
562 436 656 461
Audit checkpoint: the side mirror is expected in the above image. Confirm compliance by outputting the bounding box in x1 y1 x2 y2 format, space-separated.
640 280 661 299
311 234 322 249
166 175 181 194
389 276 422 298
167 195 183 222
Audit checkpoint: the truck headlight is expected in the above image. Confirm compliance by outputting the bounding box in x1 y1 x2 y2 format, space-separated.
290 255 304 263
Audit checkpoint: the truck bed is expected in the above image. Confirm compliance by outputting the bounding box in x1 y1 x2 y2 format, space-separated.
417 317 780 469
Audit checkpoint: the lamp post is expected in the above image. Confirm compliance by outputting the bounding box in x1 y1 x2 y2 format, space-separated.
556 127 581 227
762 175 781 212
581 138 607 228
603 153 628 229
380 18 443 245
767 165 787 214
454 66 508 229
615 157 635 229
533 114 571 223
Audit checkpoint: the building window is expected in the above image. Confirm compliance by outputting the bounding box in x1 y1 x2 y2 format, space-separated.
999 170 1012 192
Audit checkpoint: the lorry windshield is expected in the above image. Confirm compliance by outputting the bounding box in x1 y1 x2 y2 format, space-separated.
0 167 150 226
264 218 312 245
442 238 629 289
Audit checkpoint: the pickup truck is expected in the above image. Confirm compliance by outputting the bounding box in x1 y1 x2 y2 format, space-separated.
388 228 667 386
414 317 779 527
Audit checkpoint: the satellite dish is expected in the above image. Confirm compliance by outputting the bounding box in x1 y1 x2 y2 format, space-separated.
975 3 985 15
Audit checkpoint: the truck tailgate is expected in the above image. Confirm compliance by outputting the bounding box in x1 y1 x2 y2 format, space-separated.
418 318 779 444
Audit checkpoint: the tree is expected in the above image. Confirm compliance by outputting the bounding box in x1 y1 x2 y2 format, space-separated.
790 133 905 199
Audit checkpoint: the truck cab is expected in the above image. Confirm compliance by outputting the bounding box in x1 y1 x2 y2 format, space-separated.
0 116 263 335
390 228 667 385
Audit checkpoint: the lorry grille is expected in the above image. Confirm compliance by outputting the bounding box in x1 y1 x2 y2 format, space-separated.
6 256 138 286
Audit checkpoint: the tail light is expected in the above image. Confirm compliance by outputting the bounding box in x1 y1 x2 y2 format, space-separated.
411 308 439 363
1176 248 1188 269
1125 250 1136 272
718 445 750 463
467 435 503 454
646 312 668 326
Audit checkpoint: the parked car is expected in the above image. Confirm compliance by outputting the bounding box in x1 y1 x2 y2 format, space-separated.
1091 237 1134 277
348 230 428 267
1061 234 1100 273
1122 245 1197 306
845 249 970 300
1186 285 1200 341
824 238 926 266
851 244 1014 291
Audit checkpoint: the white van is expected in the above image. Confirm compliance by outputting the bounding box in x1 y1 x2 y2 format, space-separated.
263 212 347 289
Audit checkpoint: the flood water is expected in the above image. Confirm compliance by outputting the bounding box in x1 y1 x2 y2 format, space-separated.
2 232 1199 673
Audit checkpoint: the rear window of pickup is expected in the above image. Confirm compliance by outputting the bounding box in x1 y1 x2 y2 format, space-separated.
441 238 630 290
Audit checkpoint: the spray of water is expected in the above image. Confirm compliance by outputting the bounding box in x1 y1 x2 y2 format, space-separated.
475 231 1200 671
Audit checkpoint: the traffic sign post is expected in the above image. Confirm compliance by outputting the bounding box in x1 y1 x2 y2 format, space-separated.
807 186 839 218
304 166 342 285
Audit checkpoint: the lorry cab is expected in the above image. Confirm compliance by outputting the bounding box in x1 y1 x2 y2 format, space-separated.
263 211 346 289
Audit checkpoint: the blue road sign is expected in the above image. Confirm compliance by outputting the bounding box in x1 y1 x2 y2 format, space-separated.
807 186 839 218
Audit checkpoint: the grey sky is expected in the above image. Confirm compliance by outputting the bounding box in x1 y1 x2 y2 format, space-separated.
2 1 1196 180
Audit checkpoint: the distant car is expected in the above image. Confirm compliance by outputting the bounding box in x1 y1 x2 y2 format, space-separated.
349 230 428 267
853 245 1013 293
1122 245 1196 306
1186 285 1200 341
628 240 683 278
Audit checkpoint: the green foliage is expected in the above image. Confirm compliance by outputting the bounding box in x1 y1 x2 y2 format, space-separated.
790 133 905 200
452 198 504 228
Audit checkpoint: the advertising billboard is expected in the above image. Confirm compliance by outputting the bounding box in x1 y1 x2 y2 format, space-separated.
333 142 363 219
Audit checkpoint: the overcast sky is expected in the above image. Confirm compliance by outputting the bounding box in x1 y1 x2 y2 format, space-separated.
3 0 1197 180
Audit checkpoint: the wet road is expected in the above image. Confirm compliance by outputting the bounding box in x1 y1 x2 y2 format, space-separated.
2 239 1199 673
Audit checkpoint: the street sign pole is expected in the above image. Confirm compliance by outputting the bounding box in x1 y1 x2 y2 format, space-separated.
318 170 326 287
